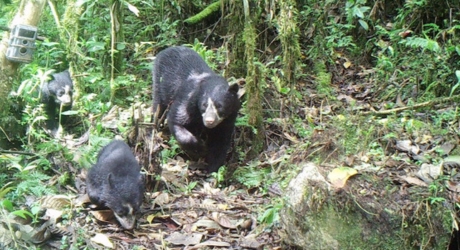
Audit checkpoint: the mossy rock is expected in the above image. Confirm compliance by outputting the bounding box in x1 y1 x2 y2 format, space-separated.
280 163 452 249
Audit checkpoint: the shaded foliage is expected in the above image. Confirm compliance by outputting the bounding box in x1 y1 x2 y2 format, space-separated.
1 0 460 248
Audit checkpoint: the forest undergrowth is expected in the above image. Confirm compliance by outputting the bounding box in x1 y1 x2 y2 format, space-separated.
1 0 460 249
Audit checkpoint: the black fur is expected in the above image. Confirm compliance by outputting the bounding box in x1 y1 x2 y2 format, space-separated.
152 46 240 173
40 70 73 135
86 140 145 229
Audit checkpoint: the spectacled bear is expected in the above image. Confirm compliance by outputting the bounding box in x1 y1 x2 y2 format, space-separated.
40 70 73 135
86 140 145 230
152 46 240 173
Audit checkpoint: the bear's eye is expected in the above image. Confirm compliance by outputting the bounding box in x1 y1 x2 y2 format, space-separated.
114 206 128 216
56 90 64 97
214 103 222 110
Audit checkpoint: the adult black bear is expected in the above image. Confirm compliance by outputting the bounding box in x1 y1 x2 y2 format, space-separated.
86 140 145 230
40 70 73 135
152 46 240 173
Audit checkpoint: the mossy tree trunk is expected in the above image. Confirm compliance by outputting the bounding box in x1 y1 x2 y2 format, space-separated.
0 0 46 149
277 0 301 88
242 1 265 158
223 0 246 78
59 0 83 99
222 1 265 160
276 0 301 130
110 0 124 76
109 0 124 101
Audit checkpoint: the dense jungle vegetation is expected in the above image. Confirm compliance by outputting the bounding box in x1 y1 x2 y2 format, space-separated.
1 0 460 249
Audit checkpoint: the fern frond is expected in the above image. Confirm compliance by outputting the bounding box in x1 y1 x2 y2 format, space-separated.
400 37 440 52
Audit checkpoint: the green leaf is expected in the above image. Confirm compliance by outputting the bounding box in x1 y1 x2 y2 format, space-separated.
31 206 41 215
188 181 198 190
1 199 14 211
353 7 364 18
400 37 440 52
11 210 33 220
87 42 105 52
358 19 369 30
0 182 14 199
116 43 126 50
359 6 370 15
280 87 290 95
259 207 276 224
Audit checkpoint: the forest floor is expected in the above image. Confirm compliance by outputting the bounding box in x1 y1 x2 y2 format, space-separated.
4 59 460 249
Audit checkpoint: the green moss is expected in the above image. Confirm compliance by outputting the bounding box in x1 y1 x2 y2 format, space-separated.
184 1 220 25
313 60 333 96
277 0 301 87
282 172 452 249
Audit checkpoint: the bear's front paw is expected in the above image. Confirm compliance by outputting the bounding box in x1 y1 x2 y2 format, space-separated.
182 139 207 159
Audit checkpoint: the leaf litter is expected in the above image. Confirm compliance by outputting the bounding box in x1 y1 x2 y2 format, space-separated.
4 50 460 249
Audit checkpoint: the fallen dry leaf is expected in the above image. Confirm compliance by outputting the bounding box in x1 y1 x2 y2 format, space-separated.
146 214 156 224
443 155 460 169
165 232 203 246
416 163 441 183
186 240 231 249
327 167 358 189
45 209 63 224
398 175 428 187
447 181 460 192
439 143 456 155
343 60 352 68
91 233 114 249
200 182 221 195
89 210 115 224
192 219 221 231
153 192 170 206
395 140 420 155
40 195 72 209
74 194 91 206
240 233 263 249
211 212 237 229
240 218 253 230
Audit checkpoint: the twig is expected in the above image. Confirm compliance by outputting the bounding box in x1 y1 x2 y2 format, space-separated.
361 94 460 115
0 150 35 156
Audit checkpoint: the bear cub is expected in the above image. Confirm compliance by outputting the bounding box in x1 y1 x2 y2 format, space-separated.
86 140 145 230
152 46 240 173
40 70 74 135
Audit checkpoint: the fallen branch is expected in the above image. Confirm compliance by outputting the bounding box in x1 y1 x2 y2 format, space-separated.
184 1 220 25
361 94 460 115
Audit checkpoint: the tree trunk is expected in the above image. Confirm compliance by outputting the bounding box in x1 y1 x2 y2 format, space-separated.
277 0 301 88
243 1 265 159
110 0 124 76
109 0 124 101
0 0 46 149
60 0 83 99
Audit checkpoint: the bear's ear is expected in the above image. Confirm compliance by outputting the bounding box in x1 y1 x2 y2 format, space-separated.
228 83 239 94
62 70 71 78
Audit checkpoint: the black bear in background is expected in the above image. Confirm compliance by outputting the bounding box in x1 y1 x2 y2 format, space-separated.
152 46 240 173
40 70 73 136
86 140 145 230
